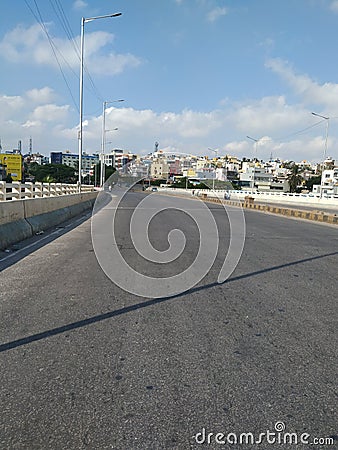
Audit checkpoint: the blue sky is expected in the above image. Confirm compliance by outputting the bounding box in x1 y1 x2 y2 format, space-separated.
1 0 338 163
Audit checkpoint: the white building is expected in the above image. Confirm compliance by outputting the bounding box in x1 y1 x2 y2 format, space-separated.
313 167 338 195
103 149 137 173
239 167 289 192
50 151 99 175
150 157 169 179
129 158 150 178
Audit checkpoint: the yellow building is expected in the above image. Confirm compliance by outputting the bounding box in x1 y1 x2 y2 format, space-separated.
0 153 23 181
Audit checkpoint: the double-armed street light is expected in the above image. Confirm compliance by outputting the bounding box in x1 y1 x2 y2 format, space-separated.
208 147 219 190
100 100 124 187
311 112 330 198
78 12 122 189
246 135 261 190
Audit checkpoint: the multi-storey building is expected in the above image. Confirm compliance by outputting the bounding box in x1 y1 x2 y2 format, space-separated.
313 166 338 195
150 157 169 179
50 151 99 175
129 158 150 179
102 149 137 173
239 166 289 191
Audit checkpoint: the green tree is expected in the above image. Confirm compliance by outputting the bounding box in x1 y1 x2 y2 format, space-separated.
90 163 100 186
171 177 193 189
105 165 116 181
305 174 321 191
42 174 56 183
28 163 76 183
91 164 117 185
287 164 303 193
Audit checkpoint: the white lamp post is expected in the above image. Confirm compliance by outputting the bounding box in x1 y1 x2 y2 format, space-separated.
208 147 219 190
311 112 329 198
78 12 122 190
100 99 124 187
246 135 261 191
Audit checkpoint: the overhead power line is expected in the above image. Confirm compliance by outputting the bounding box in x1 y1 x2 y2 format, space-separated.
24 0 79 111
49 0 105 102
25 0 106 112
274 119 326 143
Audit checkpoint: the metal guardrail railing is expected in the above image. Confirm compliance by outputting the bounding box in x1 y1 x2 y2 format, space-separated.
163 187 338 198
0 182 96 201
158 187 338 208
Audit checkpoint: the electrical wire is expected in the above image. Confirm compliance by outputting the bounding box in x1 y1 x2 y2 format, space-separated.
24 0 79 112
25 0 107 114
49 0 105 102
274 119 326 143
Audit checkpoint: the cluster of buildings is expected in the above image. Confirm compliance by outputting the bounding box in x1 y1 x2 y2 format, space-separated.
125 151 338 195
0 144 337 195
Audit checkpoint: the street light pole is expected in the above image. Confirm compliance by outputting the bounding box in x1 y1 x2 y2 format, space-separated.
78 17 85 188
208 147 218 190
311 112 329 198
78 12 122 191
100 100 124 187
100 101 106 188
246 136 260 191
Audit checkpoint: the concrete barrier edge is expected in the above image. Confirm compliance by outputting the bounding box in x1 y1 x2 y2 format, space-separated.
0 193 97 250
201 196 338 224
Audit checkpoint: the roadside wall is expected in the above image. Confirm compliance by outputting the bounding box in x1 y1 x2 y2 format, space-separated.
158 189 338 225
0 192 98 250
204 196 338 225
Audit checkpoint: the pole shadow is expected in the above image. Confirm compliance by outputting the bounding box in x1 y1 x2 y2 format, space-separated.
0 251 337 353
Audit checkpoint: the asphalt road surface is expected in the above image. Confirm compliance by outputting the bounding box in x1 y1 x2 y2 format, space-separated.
0 192 337 449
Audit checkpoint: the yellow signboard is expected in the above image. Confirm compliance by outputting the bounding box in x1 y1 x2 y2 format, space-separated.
0 154 23 181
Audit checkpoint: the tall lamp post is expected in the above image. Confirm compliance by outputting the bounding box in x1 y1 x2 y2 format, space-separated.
208 147 219 190
311 112 329 198
246 135 260 190
100 99 124 187
78 12 122 189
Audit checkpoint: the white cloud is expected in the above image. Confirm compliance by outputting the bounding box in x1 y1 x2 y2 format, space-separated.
0 91 71 151
89 51 142 75
207 7 227 22
31 104 70 123
0 24 142 76
1 59 338 163
234 95 307 135
73 0 88 10
22 120 42 129
41 89 338 162
265 58 338 113
0 94 25 122
329 0 338 12
26 87 56 104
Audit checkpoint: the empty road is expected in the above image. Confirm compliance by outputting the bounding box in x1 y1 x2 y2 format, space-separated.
0 192 337 449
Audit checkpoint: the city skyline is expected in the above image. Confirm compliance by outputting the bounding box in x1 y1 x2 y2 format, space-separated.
1 1 338 162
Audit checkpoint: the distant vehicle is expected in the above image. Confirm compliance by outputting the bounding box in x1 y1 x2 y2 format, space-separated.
151 187 158 192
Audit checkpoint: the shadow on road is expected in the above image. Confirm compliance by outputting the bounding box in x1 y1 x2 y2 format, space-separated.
0 212 92 272
1 250 337 353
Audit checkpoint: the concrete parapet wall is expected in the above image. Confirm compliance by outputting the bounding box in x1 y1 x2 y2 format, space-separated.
177 193 338 225
0 191 98 250
23 192 97 219
0 201 25 225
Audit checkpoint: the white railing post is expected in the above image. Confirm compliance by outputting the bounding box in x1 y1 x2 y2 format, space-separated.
34 182 43 197
0 181 5 201
23 182 34 199
12 182 21 200
0 181 98 200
